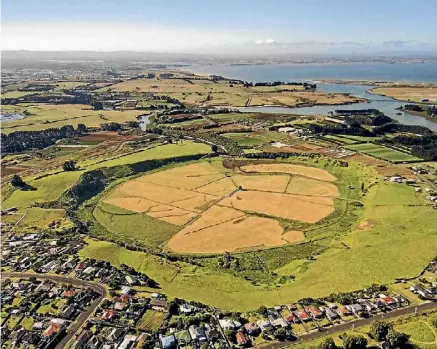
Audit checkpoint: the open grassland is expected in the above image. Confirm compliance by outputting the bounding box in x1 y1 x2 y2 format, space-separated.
219 191 335 223
98 77 363 108
1 103 145 133
371 86 437 103
2 141 210 214
323 134 359 144
222 131 290 148
394 313 437 347
100 160 341 253
167 205 305 253
80 141 211 170
1 207 74 234
80 157 437 310
397 321 436 343
345 142 422 163
2 171 83 208
241 163 337 182
93 202 179 249
1 90 36 98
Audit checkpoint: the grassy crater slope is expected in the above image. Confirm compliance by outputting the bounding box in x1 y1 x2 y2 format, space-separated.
93 202 180 249
1 141 211 235
2 141 211 209
79 157 437 311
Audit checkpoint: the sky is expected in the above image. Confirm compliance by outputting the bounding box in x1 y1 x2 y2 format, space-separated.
2 0 437 53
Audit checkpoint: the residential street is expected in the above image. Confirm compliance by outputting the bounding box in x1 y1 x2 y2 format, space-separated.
2 272 107 349
3 272 437 349
263 301 437 349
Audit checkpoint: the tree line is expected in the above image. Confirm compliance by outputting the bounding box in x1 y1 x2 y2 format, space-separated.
243 81 317 89
378 134 437 160
1 124 87 153
401 104 437 117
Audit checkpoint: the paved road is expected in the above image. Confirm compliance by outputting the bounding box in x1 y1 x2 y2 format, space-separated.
260 301 437 349
3 272 107 349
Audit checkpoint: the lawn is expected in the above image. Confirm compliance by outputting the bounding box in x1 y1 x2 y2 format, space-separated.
346 143 422 163
19 316 35 330
137 310 165 331
93 202 180 249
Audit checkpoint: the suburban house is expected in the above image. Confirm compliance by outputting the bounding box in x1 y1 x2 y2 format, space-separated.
380 295 397 307
346 304 363 315
119 335 137 349
179 303 195 315
284 312 298 324
150 299 168 312
325 308 338 321
161 335 177 349
256 320 273 333
338 306 352 316
189 326 207 342
107 328 124 342
244 322 260 335
72 330 92 349
219 319 242 330
297 311 312 322
305 306 323 318
236 332 250 346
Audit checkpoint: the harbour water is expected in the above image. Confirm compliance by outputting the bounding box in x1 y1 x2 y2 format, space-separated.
188 63 437 131
189 62 437 84
0 113 26 121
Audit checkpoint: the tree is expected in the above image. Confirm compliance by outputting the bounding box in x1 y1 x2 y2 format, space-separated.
386 329 408 349
224 329 236 343
318 338 336 349
92 101 103 110
257 305 267 316
63 160 77 171
370 320 393 341
76 123 87 134
211 144 218 153
11 174 25 187
343 335 368 349
167 300 179 316
274 328 287 341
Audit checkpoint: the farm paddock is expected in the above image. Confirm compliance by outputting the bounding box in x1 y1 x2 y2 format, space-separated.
97 160 341 253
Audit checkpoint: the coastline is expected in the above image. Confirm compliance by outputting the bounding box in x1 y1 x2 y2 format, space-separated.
367 86 437 104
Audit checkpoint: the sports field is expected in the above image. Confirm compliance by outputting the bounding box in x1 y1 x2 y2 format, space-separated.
97 160 341 253
345 142 422 163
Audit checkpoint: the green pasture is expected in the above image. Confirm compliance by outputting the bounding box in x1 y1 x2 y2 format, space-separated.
346 142 422 162
93 202 179 249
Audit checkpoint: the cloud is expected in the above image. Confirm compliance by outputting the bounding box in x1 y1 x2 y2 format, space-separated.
2 21 436 54
1 21 259 51
255 39 278 45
